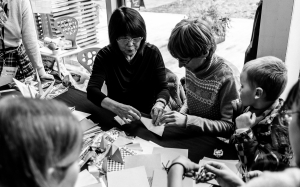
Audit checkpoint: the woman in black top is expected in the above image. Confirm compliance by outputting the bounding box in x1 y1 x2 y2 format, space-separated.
87 7 169 125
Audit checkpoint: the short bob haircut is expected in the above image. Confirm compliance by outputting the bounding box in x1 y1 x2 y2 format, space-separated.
168 18 216 64
243 56 287 101
0 97 82 187
108 6 147 52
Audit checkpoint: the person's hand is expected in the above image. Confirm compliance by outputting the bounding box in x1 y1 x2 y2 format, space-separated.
246 170 263 180
113 102 141 124
159 111 186 127
171 156 200 176
236 111 256 129
204 161 245 187
151 101 165 126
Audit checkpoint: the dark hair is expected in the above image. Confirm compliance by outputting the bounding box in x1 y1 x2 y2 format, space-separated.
283 79 300 121
0 97 82 187
168 18 216 64
108 6 147 52
243 56 287 101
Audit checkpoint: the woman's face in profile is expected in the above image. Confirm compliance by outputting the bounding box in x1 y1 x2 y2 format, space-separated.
117 36 143 57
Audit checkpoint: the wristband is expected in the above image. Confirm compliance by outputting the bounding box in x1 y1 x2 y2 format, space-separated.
167 162 186 174
156 98 166 106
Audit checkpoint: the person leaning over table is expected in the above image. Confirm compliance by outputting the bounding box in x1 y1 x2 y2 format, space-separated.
167 80 300 187
160 18 240 137
0 0 53 80
87 7 170 125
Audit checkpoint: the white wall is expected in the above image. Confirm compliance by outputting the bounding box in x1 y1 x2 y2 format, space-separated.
257 0 300 99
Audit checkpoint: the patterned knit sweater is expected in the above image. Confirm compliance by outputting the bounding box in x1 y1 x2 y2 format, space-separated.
185 55 240 137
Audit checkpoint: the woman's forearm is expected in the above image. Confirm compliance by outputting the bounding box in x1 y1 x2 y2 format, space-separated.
167 165 185 187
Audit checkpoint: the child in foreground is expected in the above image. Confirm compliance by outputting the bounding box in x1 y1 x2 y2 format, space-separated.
230 56 292 171
167 79 300 187
0 97 82 187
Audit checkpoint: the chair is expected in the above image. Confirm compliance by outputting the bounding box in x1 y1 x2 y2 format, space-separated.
77 47 101 73
40 16 81 79
54 16 78 48
77 47 107 95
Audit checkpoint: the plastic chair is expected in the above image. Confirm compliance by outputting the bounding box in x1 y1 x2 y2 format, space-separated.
77 47 101 73
54 16 78 48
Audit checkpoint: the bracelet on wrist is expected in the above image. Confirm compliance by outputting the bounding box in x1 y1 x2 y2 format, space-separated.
167 162 187 175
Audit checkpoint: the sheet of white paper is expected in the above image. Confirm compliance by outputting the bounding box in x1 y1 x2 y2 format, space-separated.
72 110 91 121
114 116 126 125
74 169 99 187
107 166 150 187
13 78 37 98
152 169 167 187
126 143 143 151
113 136 132 147
124 154 162 177
152 147 188 166
132 137 162 154
140 117 165 136
0 76 13 87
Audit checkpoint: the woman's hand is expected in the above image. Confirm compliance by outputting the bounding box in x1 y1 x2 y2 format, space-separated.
151 101 165 126
204 161 245 187
159 111 186 127
113 102 141 123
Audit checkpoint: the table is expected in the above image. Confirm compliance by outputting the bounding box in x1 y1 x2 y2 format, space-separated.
56 88 238 163
40 47 82 78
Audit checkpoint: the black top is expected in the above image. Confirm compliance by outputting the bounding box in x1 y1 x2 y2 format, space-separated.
87 43 170 114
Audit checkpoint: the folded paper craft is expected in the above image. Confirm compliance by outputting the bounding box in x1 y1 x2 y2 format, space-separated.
108 144 124 164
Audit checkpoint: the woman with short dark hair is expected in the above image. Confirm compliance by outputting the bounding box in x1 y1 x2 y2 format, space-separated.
87 7 169 125
161 18 240 137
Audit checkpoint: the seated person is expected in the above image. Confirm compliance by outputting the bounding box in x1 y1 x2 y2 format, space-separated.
161 18 240 137
0 97 82 187
167 79 300 187
87 7 169 125
230 56 292 172
165 68 187 113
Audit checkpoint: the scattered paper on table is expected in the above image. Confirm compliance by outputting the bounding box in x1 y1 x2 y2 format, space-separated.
152 169 167 187
126 143 143 152
72 110 91 121
74 169 99 187
80 118 97 132
140 117 165 136
152 147 188 166
107 166 150 187
124 154 162 177
113 136 132 147
13 78 36 98
114 116 126 125
131 137 162 154
83 184 102 187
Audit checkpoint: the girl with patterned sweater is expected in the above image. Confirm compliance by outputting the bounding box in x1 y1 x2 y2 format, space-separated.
160 18 240 138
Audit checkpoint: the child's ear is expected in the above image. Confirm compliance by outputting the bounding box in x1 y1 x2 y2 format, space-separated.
255 87 264 99
46 167 65 187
